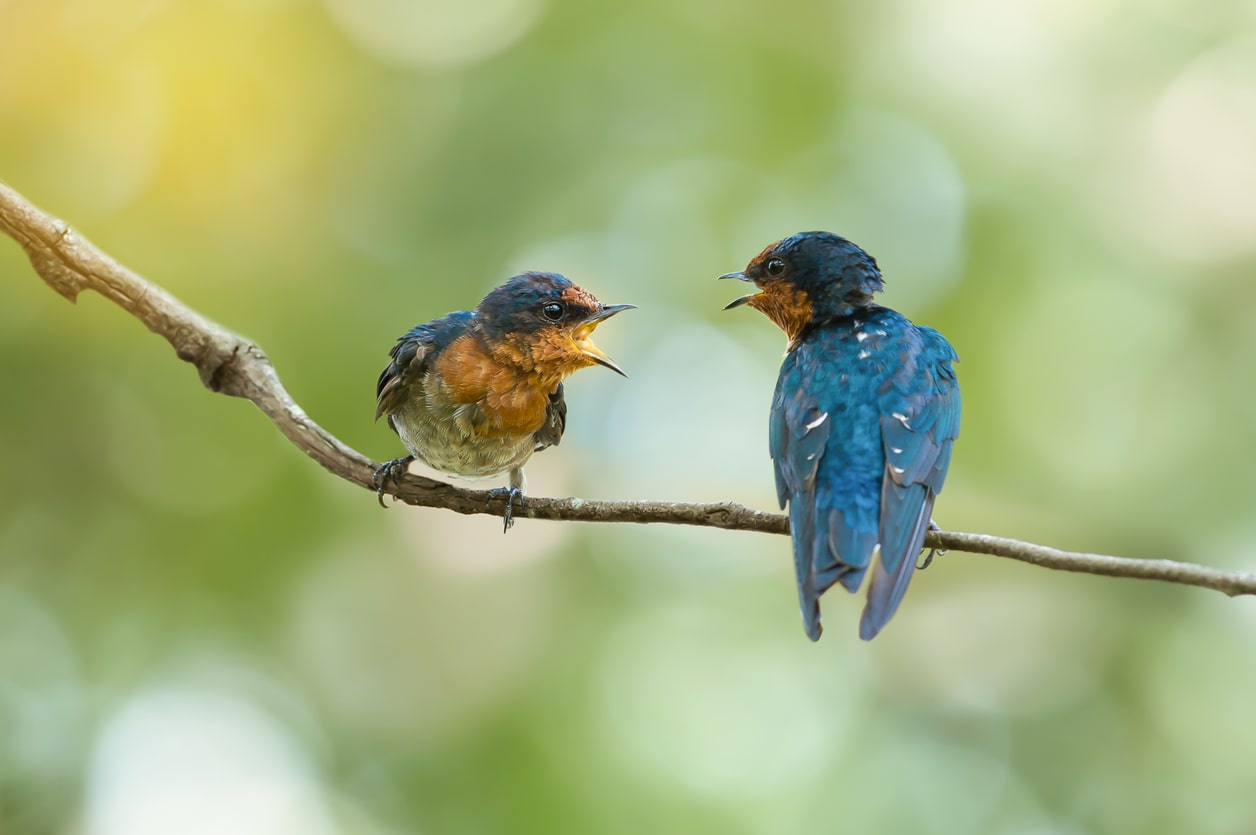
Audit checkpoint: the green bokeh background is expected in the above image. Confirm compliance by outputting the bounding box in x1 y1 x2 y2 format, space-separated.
4 1 1256 833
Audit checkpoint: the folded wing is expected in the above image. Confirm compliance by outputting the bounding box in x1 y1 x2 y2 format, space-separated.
375 311 475 425
861 327 961 640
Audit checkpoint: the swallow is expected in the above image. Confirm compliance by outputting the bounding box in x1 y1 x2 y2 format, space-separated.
374 272 633 531
722 231 960 640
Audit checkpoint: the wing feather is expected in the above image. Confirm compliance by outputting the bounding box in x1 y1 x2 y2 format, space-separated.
861 327 961 639
375 311 474 422
769 358 831 640
771 314 960 641
533 383 567 450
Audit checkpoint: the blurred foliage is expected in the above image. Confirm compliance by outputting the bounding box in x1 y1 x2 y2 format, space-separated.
3 0 1256 832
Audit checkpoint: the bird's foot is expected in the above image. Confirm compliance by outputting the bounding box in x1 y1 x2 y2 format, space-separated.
487 486 524 533
372 455 415 508
918 519 947 569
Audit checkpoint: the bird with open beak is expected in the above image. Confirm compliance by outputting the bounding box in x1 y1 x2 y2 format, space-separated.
722 232 960 640
374 272 633 530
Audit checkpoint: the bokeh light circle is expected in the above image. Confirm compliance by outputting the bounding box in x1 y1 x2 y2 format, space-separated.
323 0 547 69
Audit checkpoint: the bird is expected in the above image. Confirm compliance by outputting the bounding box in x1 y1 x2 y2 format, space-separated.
721 231 960 640
373 271 633 531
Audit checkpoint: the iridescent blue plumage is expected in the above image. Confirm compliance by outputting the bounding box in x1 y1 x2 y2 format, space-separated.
723 232 960 640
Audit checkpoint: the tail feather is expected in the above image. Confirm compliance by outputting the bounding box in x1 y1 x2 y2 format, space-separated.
860 482 934 640
788 501 823 641
817 507 877 594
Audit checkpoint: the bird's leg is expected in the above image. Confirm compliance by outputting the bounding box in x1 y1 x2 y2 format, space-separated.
917 519 946 569
488 467 527 533
372 455 415 508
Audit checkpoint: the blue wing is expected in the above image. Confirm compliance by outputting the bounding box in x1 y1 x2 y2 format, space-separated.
375 310 474 423
770 333 883 641
769 357 831 641
860 325 961 640
770 314 960 642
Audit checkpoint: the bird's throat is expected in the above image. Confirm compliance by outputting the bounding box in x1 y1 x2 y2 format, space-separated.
748 284 813 345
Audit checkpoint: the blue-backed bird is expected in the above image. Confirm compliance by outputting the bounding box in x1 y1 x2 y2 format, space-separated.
721 232 960 640
374 272 633 530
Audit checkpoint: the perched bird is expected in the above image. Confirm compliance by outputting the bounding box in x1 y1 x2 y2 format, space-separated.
721 232 960 640
374 272 633 530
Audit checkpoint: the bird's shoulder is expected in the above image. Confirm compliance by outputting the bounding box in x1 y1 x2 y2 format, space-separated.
784 307 907 407
772 307 960 483
375 310 474 420
875 314 961 494
913 323 960 378
875 312 960 409
795 307 957 390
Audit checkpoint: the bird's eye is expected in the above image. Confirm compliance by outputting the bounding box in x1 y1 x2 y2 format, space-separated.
542 302 565 321
765 258 786 277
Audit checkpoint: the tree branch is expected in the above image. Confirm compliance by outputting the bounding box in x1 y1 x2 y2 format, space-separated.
4 179 1254 599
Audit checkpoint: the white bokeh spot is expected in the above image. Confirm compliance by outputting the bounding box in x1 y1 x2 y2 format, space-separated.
324 0 547 69
84 687 334 835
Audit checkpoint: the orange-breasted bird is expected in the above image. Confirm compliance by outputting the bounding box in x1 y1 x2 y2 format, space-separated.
722 231 960 640
373 272 633 530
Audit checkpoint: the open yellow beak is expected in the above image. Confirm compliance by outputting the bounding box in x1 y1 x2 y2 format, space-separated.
572 303 634 376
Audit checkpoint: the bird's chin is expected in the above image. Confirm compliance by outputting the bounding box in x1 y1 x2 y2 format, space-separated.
577 340 627 377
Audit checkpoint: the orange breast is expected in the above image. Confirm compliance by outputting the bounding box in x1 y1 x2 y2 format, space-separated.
434 333 551 438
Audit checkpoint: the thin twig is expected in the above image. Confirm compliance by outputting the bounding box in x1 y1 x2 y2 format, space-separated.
3 179 1254 599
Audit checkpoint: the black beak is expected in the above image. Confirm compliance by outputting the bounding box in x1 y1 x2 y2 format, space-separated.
719 271 755 310
583 303 636 325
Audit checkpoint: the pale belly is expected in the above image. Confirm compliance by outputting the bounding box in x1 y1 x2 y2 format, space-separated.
390 395 536 480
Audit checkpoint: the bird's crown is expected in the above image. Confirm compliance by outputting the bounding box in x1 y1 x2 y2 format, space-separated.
473 272 632 379
748 231 884 319
476 272 598 333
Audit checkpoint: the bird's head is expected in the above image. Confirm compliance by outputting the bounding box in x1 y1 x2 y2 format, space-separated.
475 272 633 382
720 231 884 341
